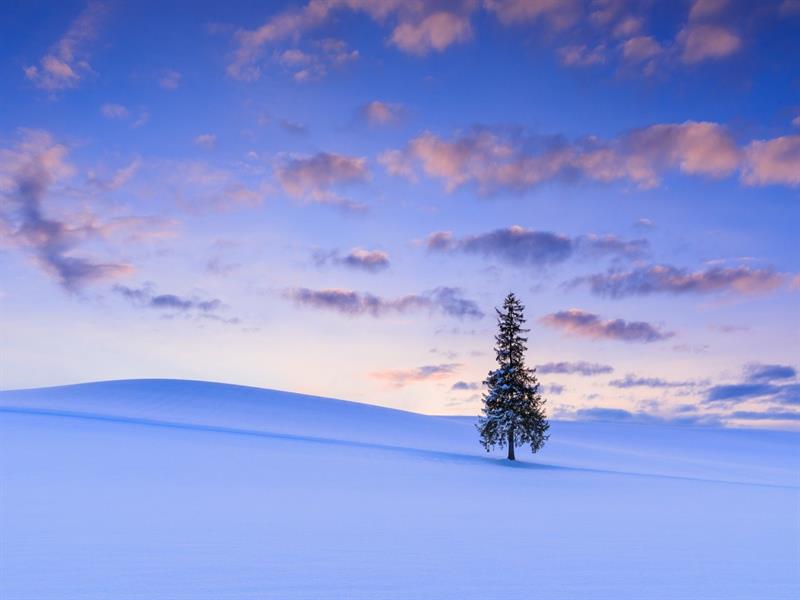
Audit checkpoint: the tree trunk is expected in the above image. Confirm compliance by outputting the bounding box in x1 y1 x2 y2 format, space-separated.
507 429 515 461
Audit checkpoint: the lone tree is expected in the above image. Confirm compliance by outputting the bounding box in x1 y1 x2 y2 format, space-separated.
478 293 549 460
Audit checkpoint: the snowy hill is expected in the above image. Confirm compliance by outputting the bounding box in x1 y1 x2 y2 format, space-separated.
1 379 798 599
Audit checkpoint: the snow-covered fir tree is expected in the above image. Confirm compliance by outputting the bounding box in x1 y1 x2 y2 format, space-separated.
478 293 549 460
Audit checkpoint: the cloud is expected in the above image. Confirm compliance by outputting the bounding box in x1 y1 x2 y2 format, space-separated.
314 248 390 272
706 362 799 405
100 104 129 119
452 380 480 390
87 157 141 191
557 44 606 67
0 129 134 291
113 284 233 319
276 152 369 212
285 286 483 319
389 10 473 55
484 0 579 30
371 363 461 388
622 36 662 63
568 264 785 297
571 406 720 427
226 2 475 80
741 135 800 187
679 24 741 64
728 410 800 422
540 309 674 343
166 160 269 211
536 361 614 376
609 374 697 389
634 217 656 229
706 383 781 403
194 134 217 150
24 1 107 91
358 101 405 126
706 383 799 405
382 122 742 193
425 226 647 267
745 363 797 383
279 119 308 135
159 70 181 90
276 38 360 82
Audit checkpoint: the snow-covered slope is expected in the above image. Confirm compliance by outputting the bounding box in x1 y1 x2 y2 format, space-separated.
1 379 798 599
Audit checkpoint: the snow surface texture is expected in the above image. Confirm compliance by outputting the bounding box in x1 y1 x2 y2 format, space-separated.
1 379 798 599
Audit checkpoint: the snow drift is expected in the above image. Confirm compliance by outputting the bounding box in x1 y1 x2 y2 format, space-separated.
1 379 797 599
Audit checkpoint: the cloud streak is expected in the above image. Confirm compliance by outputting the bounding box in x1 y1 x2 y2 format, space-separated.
0 129 134 291
276 152 369 212
540 309 674 343
25 1 108 91
568 264 785 298
371 363 461 388
426 226 647 267
384 122 800 192
285 286 483 319
536 361 614 376
314 248 390 272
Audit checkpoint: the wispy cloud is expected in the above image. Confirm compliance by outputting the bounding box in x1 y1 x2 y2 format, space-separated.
313 248 390 273
100 103 129 119
540 309 674 343
609 374 699 389
705 363 799 405
382 121 743 193
536 361 614 376
194 133 217 150
113 284 239 323
567 264 785 297
25 1 108 91
426 226 647 267
285 286 483 319
358 101 406 126
159 70 181 90
452 380 480 390
371 363 461 388
745 363 797 382
0 129 134 291
276 152 369 212
227 2 475 81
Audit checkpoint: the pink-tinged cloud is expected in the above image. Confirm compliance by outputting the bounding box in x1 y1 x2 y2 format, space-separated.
389 11 473 55
159 70 181 90
569 264 786 297
680 24 741 64
276 152 369 212
741 135 800 187
0 129 137 291
314 248 391 272
689 0 731 21
540 309 674 343
370 363 461 388
194 133 217 149
227 1 474 80
358 101 405 125
484 0 580 30
622 36 662 63
100 103 129 119
24 1 108 91
383 121 741 193
285 286 483 319
558 44 606 67
426 226 647 266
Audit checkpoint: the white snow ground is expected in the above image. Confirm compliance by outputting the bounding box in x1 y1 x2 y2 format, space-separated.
1 379 797 599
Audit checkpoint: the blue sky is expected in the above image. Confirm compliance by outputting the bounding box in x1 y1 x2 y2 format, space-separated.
1 0 798 427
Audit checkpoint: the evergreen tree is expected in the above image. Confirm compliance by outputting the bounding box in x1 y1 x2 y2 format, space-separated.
478 293 549 460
